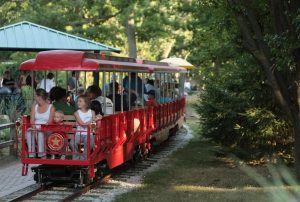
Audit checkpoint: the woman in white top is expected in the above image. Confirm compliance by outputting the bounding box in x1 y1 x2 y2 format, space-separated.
74 95 100 160
26 89 55 158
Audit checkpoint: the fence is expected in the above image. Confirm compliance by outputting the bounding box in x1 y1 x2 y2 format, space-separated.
0 122 17 156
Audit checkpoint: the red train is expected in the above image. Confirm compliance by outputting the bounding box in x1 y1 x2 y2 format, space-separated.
18 50 186 185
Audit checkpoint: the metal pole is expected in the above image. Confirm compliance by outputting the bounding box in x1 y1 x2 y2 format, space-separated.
154 73 158 103
108 72 111 96
112 71 116 113
103 71 106 114
120 72 124 112
84 71 87 90
141 73 144 106
162 73 165 103
128 73 131 111
66 71 68 91
172 73 175 100
55 71 58 86
44 71 47 90
31 71 34 104
75 71 78 96
166 73 169 102
135 73 138 107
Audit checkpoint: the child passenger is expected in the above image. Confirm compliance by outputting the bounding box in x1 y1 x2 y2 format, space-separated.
52 110 65 160
54 110 64 124
73 95 99 160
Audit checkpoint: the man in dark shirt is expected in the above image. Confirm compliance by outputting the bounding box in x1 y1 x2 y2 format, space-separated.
68 71 81 92
49 86 75 115
122 72 146 99
108 82 128 112
2 70 15 89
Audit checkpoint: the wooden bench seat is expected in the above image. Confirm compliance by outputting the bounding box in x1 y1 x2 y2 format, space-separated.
64 115 76 124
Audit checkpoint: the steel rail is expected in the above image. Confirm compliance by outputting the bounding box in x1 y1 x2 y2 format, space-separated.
61 174 111 202
8 183 53 202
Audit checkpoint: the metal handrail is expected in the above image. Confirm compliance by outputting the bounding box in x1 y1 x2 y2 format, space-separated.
0 122 16 154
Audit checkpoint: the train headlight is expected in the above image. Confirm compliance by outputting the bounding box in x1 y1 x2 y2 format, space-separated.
47 133 65 152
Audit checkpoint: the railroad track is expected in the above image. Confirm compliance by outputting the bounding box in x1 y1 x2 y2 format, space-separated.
3 126 190 202
7 174 111 202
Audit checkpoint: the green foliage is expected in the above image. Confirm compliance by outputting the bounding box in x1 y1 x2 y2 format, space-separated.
0 0 296 161
198 53 292 159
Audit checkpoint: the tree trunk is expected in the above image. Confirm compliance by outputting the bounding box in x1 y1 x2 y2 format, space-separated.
125 14 137 58
160 39 175 59
229 0 300 181
293 52 300 180
293 116 300 181
213 58 221 76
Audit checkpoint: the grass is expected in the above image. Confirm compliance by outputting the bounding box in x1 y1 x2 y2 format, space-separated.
114 94 299 202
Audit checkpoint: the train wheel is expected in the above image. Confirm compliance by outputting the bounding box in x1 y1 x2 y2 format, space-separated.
148 139 158 156
96 163 109 178
132 145 142 163
77 170 93 187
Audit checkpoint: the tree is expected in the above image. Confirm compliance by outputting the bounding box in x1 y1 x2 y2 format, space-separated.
225 0 300 179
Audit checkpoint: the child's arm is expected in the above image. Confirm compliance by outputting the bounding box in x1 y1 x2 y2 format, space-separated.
93 110 102 121
74 111 89 126
74 111 95 126
47 106 55 124
84 111 96 125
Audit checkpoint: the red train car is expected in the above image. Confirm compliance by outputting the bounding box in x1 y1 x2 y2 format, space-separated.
18 50 186 185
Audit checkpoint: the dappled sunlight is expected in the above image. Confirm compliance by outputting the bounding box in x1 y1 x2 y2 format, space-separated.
173 184 300 193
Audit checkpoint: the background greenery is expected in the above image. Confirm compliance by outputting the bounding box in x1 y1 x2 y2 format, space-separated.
0 0 299 163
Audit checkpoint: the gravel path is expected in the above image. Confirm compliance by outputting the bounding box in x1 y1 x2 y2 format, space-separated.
76 125 193 202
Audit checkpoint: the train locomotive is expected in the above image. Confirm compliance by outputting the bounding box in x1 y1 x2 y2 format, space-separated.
17 50 186 185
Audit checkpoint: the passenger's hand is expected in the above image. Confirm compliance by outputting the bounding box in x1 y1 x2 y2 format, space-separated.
95 115 102 121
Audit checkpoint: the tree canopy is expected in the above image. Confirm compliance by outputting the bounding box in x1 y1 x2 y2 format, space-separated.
2 0 300 180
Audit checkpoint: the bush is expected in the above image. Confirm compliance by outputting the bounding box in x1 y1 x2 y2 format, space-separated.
197 54 293 160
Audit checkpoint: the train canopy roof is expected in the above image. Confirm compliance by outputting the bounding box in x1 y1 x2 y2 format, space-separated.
20 50 187 73
0 21 120 53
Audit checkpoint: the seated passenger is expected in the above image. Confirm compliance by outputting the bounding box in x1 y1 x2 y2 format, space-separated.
54 110 64 124
104 74 118 96
123 72 145 98
68 71 81 92
145 79 155 92
86 85 113 115
159 89 172 103
107 82 129 112
51 110 65 160
90 99 104 116
145 90 156 104
38 73 55 93
49 87 75 115
2 70 16 90
26 89 55 158
74 87 85 108
73 95 98 160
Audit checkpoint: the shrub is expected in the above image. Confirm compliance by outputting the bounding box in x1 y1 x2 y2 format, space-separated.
197 54 292 160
